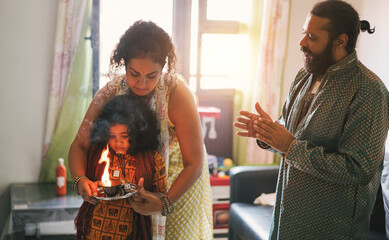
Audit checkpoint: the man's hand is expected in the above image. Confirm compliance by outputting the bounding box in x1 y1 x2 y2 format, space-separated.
234 102 296 154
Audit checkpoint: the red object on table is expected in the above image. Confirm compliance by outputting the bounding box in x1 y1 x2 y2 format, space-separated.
198 106 221 118
56 158 67 196
210 175 230 186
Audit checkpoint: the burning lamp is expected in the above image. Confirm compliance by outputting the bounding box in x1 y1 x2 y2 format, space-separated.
95 146 139 199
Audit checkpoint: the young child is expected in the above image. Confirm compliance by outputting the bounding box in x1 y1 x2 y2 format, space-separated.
74 95 167 240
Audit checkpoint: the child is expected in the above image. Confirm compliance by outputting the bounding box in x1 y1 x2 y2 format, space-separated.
74 95 167 240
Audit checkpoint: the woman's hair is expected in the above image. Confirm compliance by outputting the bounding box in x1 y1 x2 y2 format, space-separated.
90 95 160 155
311 0 375 53
110 20 177 74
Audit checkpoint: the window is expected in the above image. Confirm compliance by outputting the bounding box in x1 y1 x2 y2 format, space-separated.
92 0 252 158
98 0 173 88
93 0 251 94
190 0 251 93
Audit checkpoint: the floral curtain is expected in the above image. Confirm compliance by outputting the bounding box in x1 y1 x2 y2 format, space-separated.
233 0 290 165
40 0 92 182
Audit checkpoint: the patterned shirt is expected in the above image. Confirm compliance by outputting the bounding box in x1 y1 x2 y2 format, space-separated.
268 51 389 239
86 152 167 240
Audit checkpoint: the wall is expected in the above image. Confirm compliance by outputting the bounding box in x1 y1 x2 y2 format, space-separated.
357 0 389 89
0 0 58 231
283 0 389 96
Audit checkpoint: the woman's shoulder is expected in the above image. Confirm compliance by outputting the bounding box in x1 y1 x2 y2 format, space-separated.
163 72 186 90
165 73 195 105
166 73 198 124
97 74 126 96
164 73 192 92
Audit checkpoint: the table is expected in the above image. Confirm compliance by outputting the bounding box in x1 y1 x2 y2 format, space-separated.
6 182 83 239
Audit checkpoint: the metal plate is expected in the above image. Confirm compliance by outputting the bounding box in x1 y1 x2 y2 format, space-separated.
93 183 139 201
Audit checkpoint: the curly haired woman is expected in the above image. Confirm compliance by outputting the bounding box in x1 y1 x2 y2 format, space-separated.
69 20 213 239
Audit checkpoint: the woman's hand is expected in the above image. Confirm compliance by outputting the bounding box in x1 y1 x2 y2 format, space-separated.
78 178 100 204
129 178 164 215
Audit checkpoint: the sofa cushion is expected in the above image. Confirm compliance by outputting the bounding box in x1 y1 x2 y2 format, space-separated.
229 203 274 240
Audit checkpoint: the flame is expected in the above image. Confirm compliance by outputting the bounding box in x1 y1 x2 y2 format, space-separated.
98 145 111 187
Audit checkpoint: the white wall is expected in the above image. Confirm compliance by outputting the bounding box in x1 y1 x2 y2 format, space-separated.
0 0 58 231
283 0 389 94
357 0 389 89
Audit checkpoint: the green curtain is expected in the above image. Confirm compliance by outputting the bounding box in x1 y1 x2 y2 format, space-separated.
39 2 93 182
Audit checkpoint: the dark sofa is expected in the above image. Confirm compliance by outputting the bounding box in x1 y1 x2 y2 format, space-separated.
227 165 387 240
228 165 279 240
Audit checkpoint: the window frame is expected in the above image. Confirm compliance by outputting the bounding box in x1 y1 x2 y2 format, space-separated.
195 0 240 95
92 0 241 96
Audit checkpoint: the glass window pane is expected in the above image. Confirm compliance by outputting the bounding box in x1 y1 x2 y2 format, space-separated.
190 0 199 77
206 0 250 22
200 34 250 89
99 0 173 88
189 76 197 92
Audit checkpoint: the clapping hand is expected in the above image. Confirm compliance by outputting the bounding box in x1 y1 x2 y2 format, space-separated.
234 102 295 154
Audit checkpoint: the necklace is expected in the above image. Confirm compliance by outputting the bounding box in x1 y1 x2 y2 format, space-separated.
118 154 126 181
112 154 127 182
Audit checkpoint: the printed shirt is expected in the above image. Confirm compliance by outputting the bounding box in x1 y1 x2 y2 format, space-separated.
86 152 167 240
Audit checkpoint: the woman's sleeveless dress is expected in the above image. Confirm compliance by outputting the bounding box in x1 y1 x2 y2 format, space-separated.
116 74 213 239
165 121 213 239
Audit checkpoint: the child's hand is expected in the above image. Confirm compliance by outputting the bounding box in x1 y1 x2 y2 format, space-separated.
78 178 100 204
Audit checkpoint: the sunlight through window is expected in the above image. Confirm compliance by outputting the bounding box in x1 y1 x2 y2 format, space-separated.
200 34 250 89
99 0 173 87
99 0 251 91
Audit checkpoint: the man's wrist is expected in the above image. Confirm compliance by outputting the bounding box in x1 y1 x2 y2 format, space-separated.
256 139 270 149
285 139 297 158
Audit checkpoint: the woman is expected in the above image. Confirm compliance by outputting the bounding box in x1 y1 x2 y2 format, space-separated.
69 20 213 239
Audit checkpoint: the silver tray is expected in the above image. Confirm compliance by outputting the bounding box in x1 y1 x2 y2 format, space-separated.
93 183 139 201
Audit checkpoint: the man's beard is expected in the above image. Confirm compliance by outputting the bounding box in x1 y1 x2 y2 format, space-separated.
301 40 335 77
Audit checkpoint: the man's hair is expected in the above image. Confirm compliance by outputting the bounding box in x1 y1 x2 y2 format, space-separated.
311 0 375 53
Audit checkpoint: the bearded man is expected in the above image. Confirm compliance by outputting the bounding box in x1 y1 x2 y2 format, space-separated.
234 0 389 239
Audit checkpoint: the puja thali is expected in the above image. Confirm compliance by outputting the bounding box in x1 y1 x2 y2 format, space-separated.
93 182 139 201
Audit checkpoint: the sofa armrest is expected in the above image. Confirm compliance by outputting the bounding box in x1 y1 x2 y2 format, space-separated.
229 166 279 204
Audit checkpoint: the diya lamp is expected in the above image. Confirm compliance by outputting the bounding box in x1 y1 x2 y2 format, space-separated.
96 146 138 198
